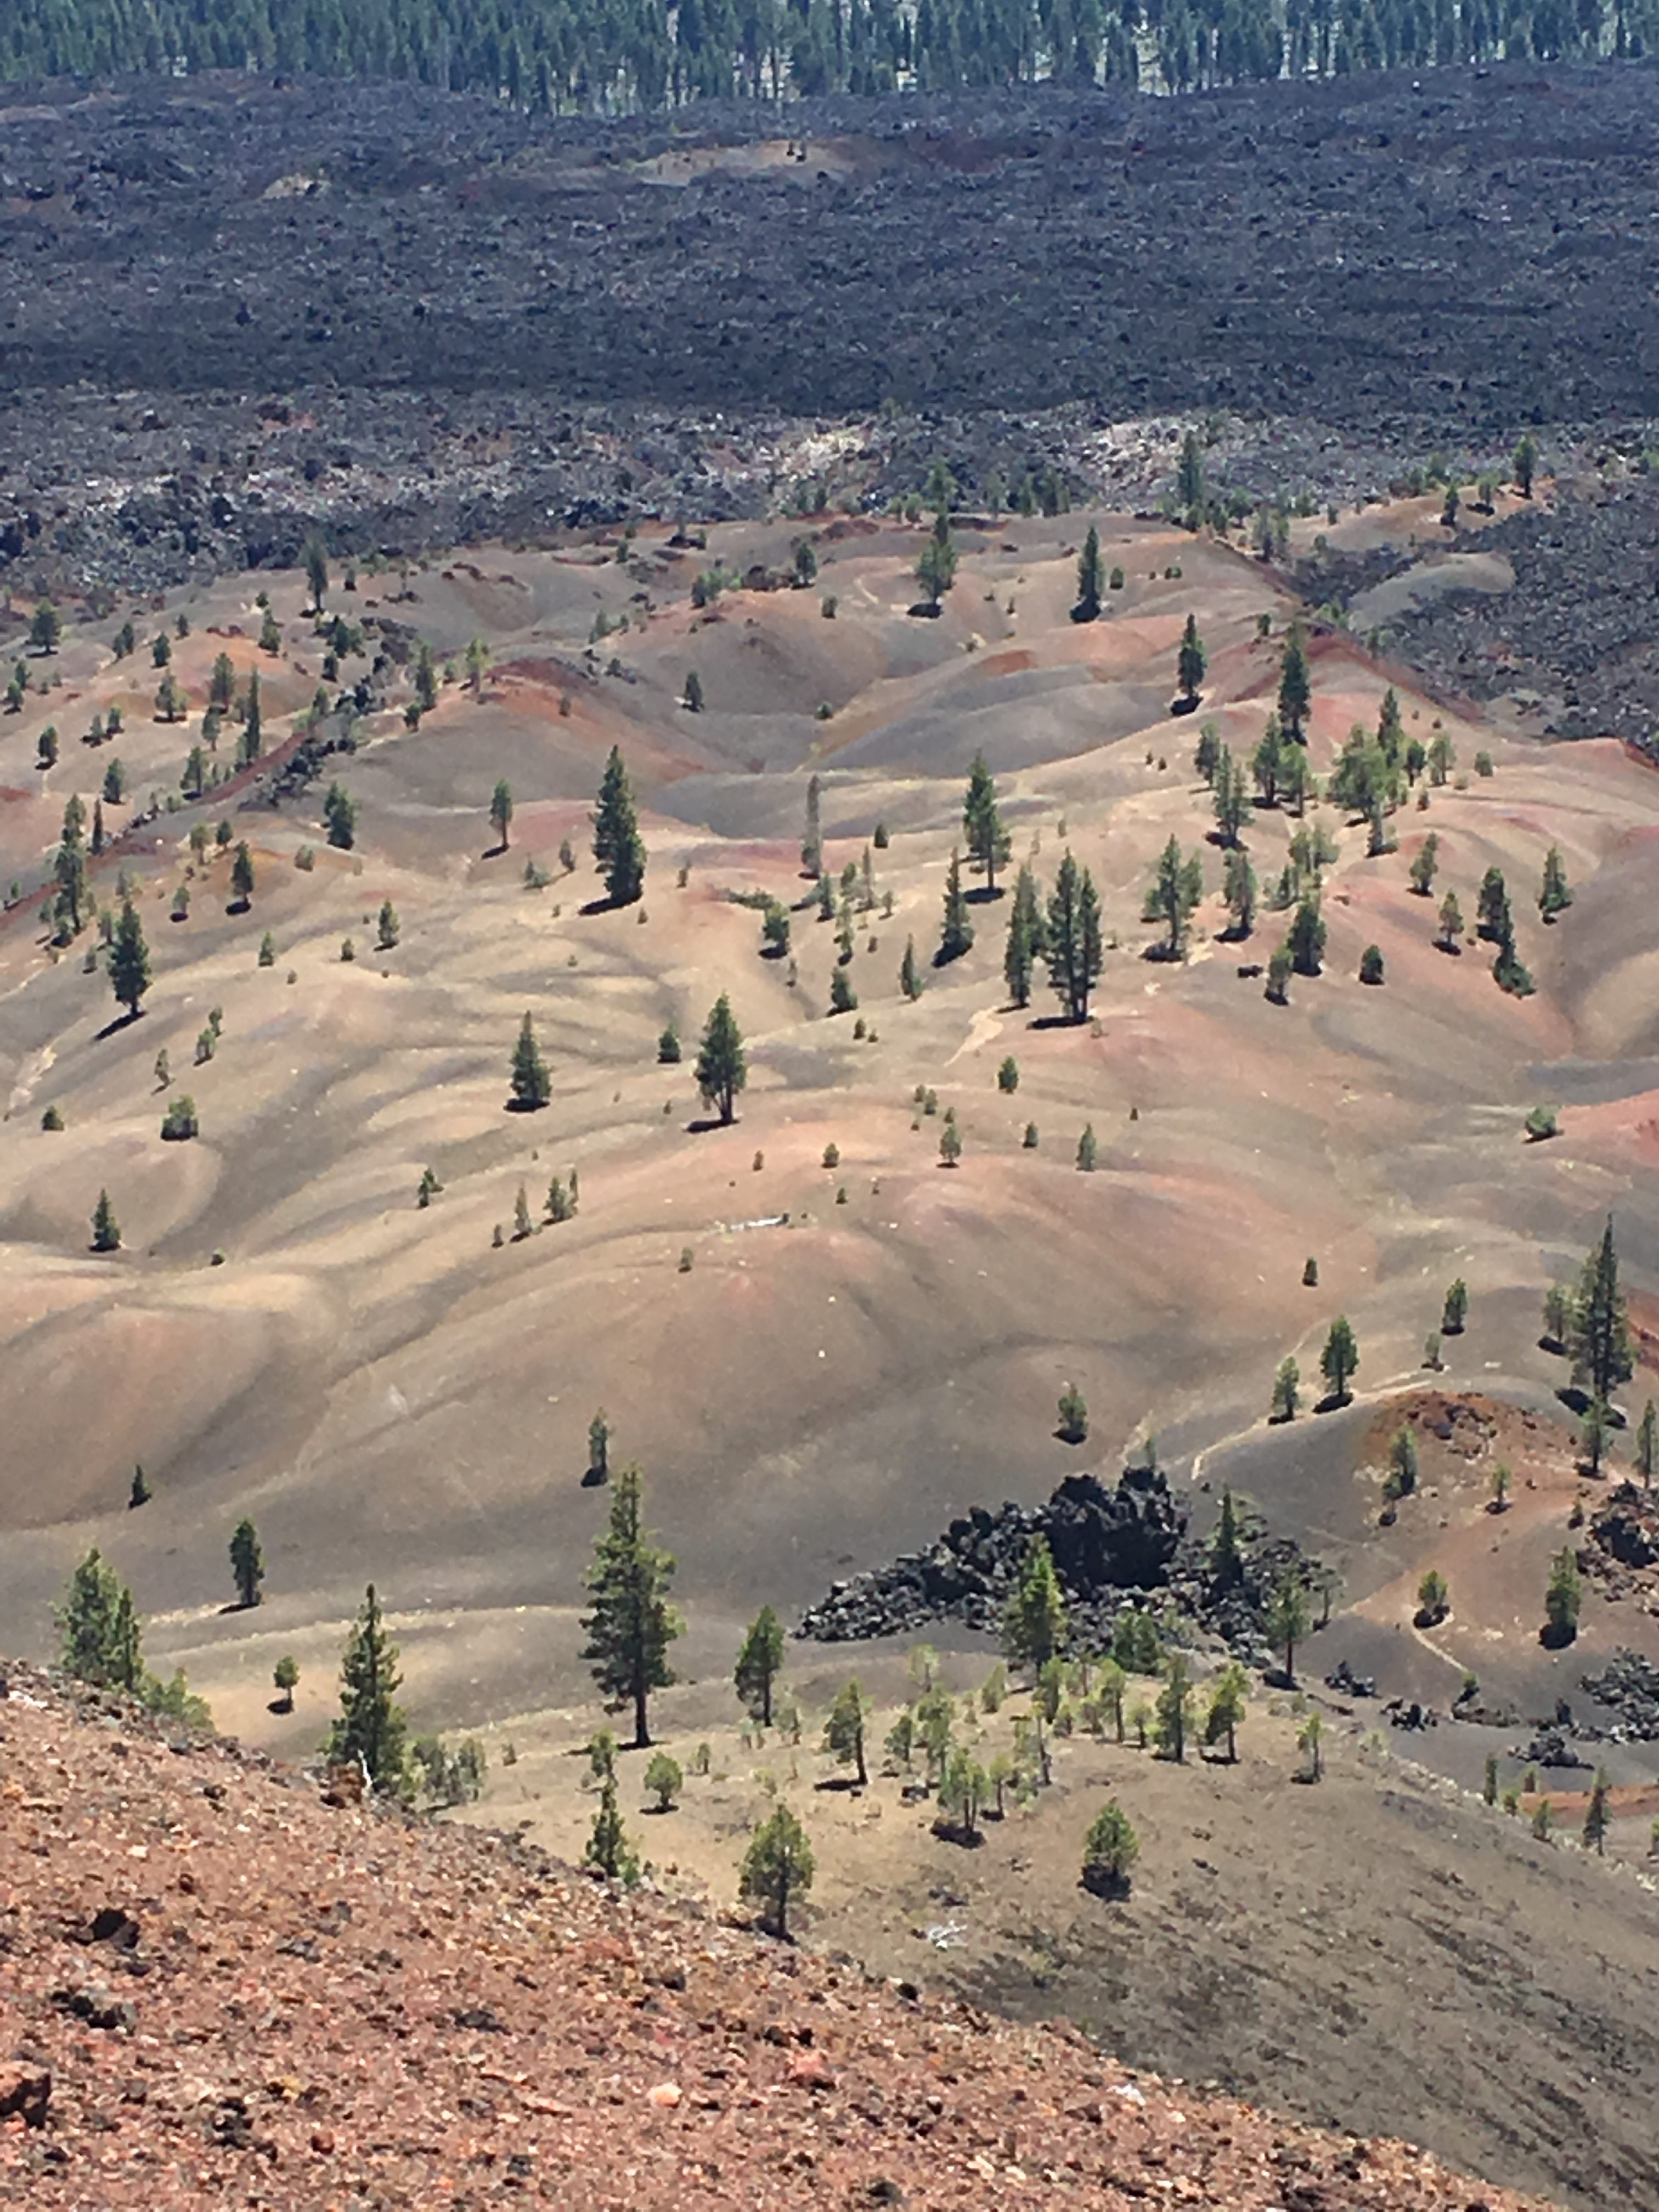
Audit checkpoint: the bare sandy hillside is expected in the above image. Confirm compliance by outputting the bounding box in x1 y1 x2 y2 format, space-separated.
7 499 1659 2198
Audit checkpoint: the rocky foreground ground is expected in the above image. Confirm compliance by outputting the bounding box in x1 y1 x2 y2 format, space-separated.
0 1662 1542 2211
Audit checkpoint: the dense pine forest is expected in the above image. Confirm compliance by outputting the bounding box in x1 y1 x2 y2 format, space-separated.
1 0 1652 109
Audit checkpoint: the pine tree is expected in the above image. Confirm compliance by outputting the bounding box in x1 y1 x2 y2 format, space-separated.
508 1012 551 1110
230 841 255 908
1288 891 1325 976
1409 832 1440 895
1195 721 1222 785
1154 1652 1192 1761
1073 525 1104 622
1081 1801 1138 1894
1177 613 1206 703
229 1518 264 1608
1145 836 1201 960
1002 1535 1068 1670
30 598 61 654
326 1584 407 1792
1211 1488 1243 1587
1476 866 1511 944
1003 863 1041 1006
1222 846 1256 938
1203 1661 1249 1762
1637 1401 1657 1491
304 535 329 613
91 1188 121 1252
1436 889 1464 951
239 670 263 766
1212 748 1246 847
962 752 1011 893
1320 1314 1358 1403
109 898 150 1018
1277 621 1311 742
800 773 822 877
56 1549 143 1689
1570 1220 1633 1406
734 1605 786 1726
1057 1380 1089 1441
1266 1572 1312 1680
581 1465 681 1748
1272 1354 1300 1420
695 994 746 1124
822 1680 871 1784
916 512 957 609
1583 1769 1610 1855
490 778 514 850
1539 844 1572 921
584 1773 639 1884
273 1655 299 1711
938 847 974 963
323 781 356 849
899 934 924 1001
592 745 646 905
1544 1546 1582 1645
1176 427 1206 512
1046 850 1102 1019
740 1805 815 1938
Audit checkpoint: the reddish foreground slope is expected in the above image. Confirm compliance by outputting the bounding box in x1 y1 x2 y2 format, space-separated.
0 1664 1541 2212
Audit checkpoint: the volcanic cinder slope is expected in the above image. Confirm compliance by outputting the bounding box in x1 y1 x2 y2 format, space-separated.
7 488 1659 2202
0 1662 1553 2212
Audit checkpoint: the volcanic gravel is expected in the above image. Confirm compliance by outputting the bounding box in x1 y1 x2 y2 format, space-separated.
0 1662 1546 2211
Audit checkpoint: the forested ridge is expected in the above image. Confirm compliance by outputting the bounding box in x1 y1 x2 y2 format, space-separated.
1 0 1652 110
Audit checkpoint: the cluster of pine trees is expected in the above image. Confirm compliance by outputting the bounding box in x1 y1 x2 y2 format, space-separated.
1 0 1648 105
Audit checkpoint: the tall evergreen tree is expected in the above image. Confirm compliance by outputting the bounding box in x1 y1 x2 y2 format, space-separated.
229 1519 264 1608
508 1012 551 1110
1145 836 1202 958
916 511 957 608
109 898 151 1018
239 670 263 766
490 778 514 850
326 1584 407 1792
1177 613 1206 703
1045 849 1102 1019
1222 845 1256 938
1277 621 1311 742
1319 1314 1359 1403
1073 525 1104 622
1539 845 1572 921
304 535 329 613
1003 861 1042 1006
938 847 974 963
1001 1534 1068 1670
800 773 822 877
592 745 646 905
1288 891 1326 975
740 1804 815 1938
230 840 255 907
899 934 924 1001
734 1604 786 1726
822 1680 871 1785
694 994 746 1124
57 1548 142 1689
962 752 1011 893
581 1464 681 1749
1570 1219 1633 1406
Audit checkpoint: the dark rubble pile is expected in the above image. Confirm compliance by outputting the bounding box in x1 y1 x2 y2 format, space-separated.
798 1464 1304 1660
1581 1648 1659 1741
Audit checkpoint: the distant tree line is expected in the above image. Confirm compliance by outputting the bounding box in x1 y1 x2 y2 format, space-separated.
1 0 1649 106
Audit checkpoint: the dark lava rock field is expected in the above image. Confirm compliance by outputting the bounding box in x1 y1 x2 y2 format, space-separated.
5 57 1659 735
